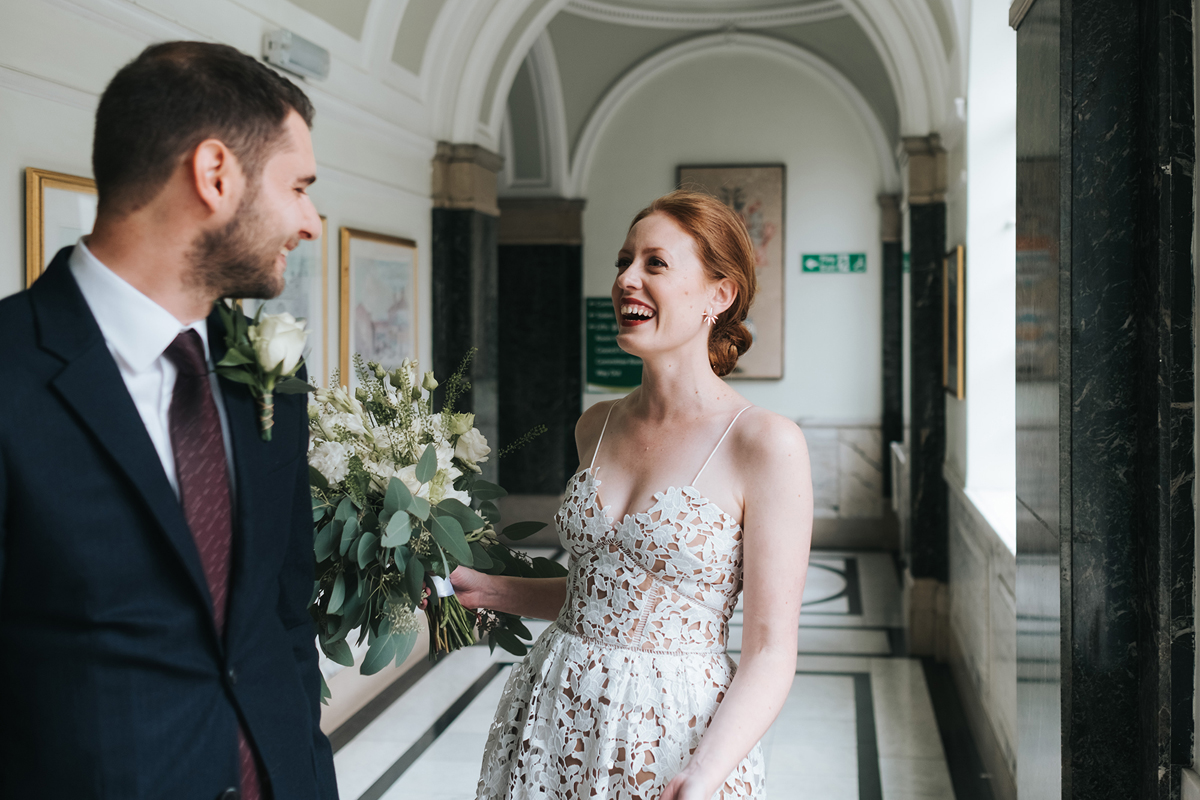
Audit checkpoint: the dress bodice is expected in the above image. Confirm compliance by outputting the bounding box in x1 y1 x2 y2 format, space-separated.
552 468 745 654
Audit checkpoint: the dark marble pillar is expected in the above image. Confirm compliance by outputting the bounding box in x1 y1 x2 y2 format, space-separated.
879 194 903 499
1015 0 1195 795
904 137 948 584
431 143 503 483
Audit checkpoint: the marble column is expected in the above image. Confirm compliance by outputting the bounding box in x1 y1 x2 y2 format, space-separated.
496 198 585 497
1015 0 1196 795
431 142 502 483
879 194 902 499
902 136 949 658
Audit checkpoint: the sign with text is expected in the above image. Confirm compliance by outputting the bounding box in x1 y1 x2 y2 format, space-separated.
802 253 867 274
586 297 642 391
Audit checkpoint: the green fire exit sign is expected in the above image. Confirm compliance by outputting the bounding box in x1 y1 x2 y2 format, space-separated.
802 253 867 273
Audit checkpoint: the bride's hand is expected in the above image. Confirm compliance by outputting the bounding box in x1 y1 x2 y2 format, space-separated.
658 771 715 800
449 565 492 610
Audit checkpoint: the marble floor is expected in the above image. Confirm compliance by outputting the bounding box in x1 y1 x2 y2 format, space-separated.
331 550 957 800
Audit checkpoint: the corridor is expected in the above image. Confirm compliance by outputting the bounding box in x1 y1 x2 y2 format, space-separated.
329 550 959 800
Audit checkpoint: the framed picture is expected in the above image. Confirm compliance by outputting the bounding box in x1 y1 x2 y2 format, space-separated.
676 163 785 379
340 227 418 385
244 217 329 386
25 168 98 287
944 245 965 399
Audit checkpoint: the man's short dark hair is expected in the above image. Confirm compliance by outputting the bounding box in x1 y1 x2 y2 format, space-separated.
93 41 315 215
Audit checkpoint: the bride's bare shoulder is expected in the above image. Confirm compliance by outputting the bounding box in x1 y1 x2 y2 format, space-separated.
729 406 809 472
573 399 621 463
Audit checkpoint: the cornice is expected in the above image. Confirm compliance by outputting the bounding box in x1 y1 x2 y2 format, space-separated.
562 0 846 29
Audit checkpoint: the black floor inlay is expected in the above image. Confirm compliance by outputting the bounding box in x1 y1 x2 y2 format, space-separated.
797 670 883 800
922 658 996 800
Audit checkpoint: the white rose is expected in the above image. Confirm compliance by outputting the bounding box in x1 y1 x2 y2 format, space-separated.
396 465 431 499
441 484 472 506
309 441 349 484
454 428 490 472
447 413 474 436
249 312 308 376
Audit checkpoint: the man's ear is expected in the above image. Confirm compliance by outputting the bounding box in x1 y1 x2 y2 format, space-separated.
711 277 738 315
190 139 243 215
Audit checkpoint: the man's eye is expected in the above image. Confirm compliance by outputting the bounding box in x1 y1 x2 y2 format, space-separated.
615 259 630 269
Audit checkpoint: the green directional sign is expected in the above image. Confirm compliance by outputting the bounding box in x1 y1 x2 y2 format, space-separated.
585 297 642 391
801 253 867 273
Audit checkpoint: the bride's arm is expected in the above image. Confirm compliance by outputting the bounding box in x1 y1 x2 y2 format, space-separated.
662 412 813 799
449 567 567 621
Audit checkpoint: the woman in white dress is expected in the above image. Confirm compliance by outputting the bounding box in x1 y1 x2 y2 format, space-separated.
452 190 813 799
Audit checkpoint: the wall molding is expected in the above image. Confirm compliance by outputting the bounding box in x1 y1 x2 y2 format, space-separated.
562 0 846 29
568 31 901 196
0 65 98 112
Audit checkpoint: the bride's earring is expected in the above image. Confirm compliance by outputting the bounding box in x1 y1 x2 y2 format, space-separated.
702 308 718 326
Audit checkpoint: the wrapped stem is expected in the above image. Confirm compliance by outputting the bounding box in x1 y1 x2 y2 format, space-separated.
257 391 274 442
425 594 477 658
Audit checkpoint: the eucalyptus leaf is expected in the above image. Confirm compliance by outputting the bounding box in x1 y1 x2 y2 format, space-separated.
393 547 408 572
323 638 354 667
385 477 414 516
338 517 360 557
509 618 533 640
471 480 508 501
356 531 380 570
479 500 501 525
314 523 335 562
320 674 331 705
309 466 330 492
382 511 412 547
532 556 569 578
491 628 528 657
430 515 472 566
469 542 494 571
334 496 356 522
435 498 486 532
502 521 547 541
217 349 254 367
415 444 437 484
405 554 425 606
359 509 380 534
360 633 398 675
409 496 430 521
327 572 346 614
392 628 418 667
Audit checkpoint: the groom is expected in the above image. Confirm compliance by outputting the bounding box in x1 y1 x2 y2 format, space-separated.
0 42 336 799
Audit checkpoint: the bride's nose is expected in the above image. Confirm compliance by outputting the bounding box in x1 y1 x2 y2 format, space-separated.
615 263 642 290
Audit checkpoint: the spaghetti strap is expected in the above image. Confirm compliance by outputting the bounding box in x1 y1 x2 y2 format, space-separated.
589 401 619 470
692 406 753 484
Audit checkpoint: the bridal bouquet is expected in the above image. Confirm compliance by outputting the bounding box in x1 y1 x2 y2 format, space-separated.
307 352 565 684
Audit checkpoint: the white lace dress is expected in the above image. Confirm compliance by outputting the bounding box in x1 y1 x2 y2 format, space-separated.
476 406 765 799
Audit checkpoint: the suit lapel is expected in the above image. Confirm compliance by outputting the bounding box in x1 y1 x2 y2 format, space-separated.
207 310 265 631
34 251 217 627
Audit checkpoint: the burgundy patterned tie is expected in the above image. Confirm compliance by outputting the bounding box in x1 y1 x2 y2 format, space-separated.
165 330 263 800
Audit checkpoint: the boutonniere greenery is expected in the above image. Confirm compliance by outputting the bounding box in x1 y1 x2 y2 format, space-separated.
215 301 315 441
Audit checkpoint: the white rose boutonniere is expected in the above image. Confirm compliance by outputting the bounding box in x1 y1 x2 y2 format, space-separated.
215 301 315 441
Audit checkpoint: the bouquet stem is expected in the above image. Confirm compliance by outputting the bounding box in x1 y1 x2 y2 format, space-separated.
257 391 274 441
426 594 476 658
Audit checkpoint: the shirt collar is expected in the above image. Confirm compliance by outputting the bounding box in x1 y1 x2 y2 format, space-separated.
68 237 211 372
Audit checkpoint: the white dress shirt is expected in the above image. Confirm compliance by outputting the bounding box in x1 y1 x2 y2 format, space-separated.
69 238 236 499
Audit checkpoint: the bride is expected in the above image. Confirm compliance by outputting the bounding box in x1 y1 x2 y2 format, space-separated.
452 189 813 799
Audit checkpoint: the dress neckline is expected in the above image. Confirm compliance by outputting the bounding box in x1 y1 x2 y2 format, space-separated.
575 467 740 531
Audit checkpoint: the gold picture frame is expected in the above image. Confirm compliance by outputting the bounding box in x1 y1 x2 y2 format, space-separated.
943 244 965 399
25 168 98 287
243 217 329 386
339 227 418 386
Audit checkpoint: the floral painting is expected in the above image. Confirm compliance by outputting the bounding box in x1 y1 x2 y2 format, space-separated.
677 164 785 379
340 228 418 384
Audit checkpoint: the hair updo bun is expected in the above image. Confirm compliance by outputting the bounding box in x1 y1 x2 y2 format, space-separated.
629 190 758 377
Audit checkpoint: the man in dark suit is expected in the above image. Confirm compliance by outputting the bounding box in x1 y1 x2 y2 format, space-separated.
0 42 337 799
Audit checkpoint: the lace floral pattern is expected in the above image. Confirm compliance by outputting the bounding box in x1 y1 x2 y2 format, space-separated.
476 469 766 799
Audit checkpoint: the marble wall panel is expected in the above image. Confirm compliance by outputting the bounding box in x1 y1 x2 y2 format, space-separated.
803 428 840 518
837 427 885 519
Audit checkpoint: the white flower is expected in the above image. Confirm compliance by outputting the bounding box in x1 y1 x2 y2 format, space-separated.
441 484 472 505
422 371 438 392
309 441 349 484
249 312 308 376
396 465 431 499
454 428 490 472
319 411 367 440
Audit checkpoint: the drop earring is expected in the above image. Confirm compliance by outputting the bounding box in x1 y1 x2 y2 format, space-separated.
702 308 718 326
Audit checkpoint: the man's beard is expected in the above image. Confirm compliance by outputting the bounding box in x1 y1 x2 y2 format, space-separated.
187 183 290 300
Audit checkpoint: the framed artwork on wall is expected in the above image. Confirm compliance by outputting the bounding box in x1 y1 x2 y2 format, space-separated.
340 227 418 385
676 163 785 379
944 244 965 399
244 217 329 386
25 168 98 287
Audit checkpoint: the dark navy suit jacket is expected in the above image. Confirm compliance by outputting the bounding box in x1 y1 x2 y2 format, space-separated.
0 248 338 799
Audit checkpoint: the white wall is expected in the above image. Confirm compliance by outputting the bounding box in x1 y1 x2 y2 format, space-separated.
579 45 887 425
0 0 437 379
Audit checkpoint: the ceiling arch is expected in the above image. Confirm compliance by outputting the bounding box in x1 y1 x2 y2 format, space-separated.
566 31 901 196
